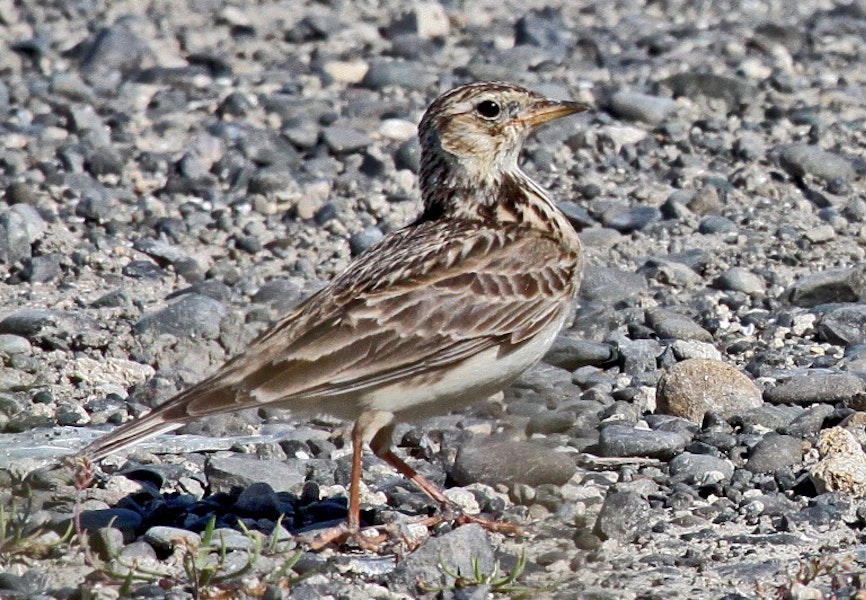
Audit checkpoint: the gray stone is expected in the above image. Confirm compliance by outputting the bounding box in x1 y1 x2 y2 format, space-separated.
0 309 61 337
0 334 31 355
608 90 677 124
763 372 865 405
233 481 282 516
615 337 663 376
745 434 804 473
817 304 866 346
598 424 687 459
323 124 372 154
361 59 435 90
134 294 226 339
389 524 494 592
698 215 738 234
778 143 857 182
638 257 703 288
782 404 836 437
76 508 142 537
80 16 154 80
646 308 713 342
205 455 307 494
593 491 651 542
733 405 804 430
526 410 576 435
209 528 255 550
661 72 751 105
713 267 766 295
668 452 734 484
514 7 572 50
144 526 201 551
544 337 615 370
133 238 192 265
670 339 722 361
601 205 662 233
0 209 30 264
349 227 385 257
579 266 647 303
786 268 866 307
450 438 575 487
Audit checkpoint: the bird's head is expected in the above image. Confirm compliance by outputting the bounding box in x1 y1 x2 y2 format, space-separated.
418 82 589 189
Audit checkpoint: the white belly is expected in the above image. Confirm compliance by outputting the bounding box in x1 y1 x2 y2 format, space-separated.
362 316 563 419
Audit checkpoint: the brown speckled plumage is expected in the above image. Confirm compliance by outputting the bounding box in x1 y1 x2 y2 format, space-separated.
80 81 589 546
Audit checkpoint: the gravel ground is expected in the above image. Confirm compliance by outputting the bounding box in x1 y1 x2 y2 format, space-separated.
1 0 866 598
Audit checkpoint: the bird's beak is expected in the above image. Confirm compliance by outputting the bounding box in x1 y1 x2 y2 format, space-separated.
517 98 590 128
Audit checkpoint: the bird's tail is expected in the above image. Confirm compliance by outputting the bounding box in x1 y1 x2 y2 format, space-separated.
79 399 193 461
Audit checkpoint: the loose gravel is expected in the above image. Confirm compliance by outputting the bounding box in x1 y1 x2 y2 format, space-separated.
1 0 866 598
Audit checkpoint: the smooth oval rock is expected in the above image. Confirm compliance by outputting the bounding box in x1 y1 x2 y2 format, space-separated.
763 373 865 405
450 438 575 487
657 359 763 423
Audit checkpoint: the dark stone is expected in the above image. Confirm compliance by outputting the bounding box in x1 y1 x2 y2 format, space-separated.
593 491 651 541
745 434 804 473
598 424 687 459
764 373 865 405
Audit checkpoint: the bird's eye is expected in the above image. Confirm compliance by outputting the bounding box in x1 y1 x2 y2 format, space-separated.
475 100 501 119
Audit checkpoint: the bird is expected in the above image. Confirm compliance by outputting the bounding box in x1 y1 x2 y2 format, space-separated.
79 81 589 548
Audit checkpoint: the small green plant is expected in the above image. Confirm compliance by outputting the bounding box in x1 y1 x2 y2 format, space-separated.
420 550 535 595
0 489 73 560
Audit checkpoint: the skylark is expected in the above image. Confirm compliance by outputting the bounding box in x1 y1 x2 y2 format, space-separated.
81 81 588 547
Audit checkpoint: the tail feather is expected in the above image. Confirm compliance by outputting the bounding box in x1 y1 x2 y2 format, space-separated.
80 402 192 461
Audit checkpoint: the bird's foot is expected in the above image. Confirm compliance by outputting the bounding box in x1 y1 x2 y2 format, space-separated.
420 503 523 536
297 522 388 552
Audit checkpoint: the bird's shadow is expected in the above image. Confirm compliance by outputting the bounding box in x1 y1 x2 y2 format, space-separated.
72 464 436 548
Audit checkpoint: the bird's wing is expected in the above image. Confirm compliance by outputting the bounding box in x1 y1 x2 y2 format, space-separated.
81 220 581 459
183 219 581 410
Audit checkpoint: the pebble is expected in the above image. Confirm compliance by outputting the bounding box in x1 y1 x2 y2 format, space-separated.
608 90 678 125
656 359 763 423
389 525 493 591
597 424 687 459
544 337 616 370
661 72 751 105
361 59 435 90
601 205 662 233
323 124 372 155
817 304 866 346
785 266 866 308
134 294 226 339
763 372 865 405
777 143 857 182
713 267 766 295
668 452 734 484
698 215 738 234
810 427 866 497
75 508 143 538
449 438 576 487
205 455 307 494
579 266 648 303
143 526 202 551
645 307 713 342
593 491 651 542
745 434 805 473
0 209 31 264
